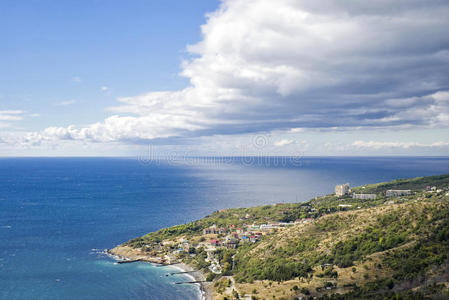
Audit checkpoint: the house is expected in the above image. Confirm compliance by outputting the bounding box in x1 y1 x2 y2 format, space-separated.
386 190 411 197
224 237 239 249
162 240 175 246
335 183 350 196
248 224 259 230
352 193 377 200
249 236 258 243
203 225 218 235
218 227 228 234
235 228 244 234
178 242 190 252
209 239 220 246
260 224 276 231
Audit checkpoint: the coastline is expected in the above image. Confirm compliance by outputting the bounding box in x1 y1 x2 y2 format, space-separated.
104 174 449 300
172 263 212 300
107 246 212 300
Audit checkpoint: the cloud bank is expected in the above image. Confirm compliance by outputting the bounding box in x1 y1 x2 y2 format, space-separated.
352 140 449 150
21 0 449 144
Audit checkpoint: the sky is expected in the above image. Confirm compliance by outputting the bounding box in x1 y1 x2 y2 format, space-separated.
1 0 449 157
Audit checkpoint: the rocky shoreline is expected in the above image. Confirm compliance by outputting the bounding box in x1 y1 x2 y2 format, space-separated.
108 246 212 300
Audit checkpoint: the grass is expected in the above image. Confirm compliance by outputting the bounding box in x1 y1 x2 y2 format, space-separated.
119 174 449 299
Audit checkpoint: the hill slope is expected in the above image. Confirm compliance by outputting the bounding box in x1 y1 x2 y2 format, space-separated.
111 174 449 299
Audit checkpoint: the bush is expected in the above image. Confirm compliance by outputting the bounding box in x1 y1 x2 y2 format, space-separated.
386 279 394 289
206 273 216 281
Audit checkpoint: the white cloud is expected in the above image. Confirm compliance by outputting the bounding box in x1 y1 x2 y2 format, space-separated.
0 110 24 130
72 76 81 83
274 139 294 147
101 86 109 91
352 140 449 149
19 0 449 145
0 110 23 114
0 110 23 121
55 100 77 106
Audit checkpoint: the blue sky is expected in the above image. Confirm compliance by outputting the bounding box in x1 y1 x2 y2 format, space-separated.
1 0 449 156
1 0 218 129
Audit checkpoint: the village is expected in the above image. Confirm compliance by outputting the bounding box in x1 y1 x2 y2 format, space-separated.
164 217 315 274
130 180 449 276
111 174 449 300
202 218 314 248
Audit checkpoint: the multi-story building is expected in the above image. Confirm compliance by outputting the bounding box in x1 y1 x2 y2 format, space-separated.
386 190 411 197
335 183 350 196
203 225 218 235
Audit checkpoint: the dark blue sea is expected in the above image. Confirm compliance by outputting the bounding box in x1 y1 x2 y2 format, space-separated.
1 157 449 299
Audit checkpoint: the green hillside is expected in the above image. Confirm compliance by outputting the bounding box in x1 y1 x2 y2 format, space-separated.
350 174 449 194
116 174 449 299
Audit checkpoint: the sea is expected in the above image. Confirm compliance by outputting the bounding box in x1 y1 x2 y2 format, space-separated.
1 156 449 300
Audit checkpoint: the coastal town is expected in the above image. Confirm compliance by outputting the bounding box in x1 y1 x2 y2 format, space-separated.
142 217 316 275
110 175 449 300
164 182 446 272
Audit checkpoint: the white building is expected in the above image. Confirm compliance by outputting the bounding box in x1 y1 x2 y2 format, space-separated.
203 224 218 235
352 193 377 200
335 183 350 196
260 224 277 231
386 190 411 197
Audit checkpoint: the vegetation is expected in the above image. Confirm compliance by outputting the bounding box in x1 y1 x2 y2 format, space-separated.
118 174 449 299
350 173 449 194
382 203 449 281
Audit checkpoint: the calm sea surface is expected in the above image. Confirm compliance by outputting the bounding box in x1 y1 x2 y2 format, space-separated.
1 157 449 299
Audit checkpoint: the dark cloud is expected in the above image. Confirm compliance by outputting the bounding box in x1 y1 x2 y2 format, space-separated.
34 0 449 143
